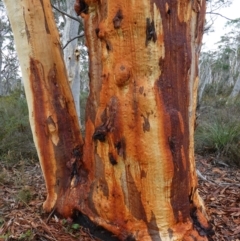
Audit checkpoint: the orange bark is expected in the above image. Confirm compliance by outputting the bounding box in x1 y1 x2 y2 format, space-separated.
4 0 213 240
58 0 212 240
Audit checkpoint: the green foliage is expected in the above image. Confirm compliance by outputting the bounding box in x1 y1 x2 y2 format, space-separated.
195 98 240 166
17 187 33 204
195 119 240 153
61 219 81 238
71 223 81 230
202 83 232 101
19 229 34 240
0 90 37 165
0 169 7 184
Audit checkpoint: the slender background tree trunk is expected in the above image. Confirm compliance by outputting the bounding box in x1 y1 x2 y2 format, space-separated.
63 0 81 123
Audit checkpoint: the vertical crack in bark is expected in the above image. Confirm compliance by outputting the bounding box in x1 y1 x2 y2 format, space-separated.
93 96 118 142
153 0 191 222
30 58 57 211
141 113 150 132
23 7 30 43
39 0 50 34
47 64 87 190
125 168 147 221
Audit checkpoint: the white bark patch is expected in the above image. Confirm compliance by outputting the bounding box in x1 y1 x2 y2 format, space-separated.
47 116 59 146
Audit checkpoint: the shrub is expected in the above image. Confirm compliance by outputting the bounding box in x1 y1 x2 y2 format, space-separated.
195 119 240 152
0 90 37 165
17 187 33 204
195 105 240 166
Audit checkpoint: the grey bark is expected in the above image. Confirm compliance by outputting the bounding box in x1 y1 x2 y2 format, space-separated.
62 0 81 123
228 74 240 100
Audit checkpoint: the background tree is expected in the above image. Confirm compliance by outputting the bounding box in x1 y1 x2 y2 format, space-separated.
196 18 240 166
51 0 86 124
0 0 21 95
3 0 213 240
62 0 82 123
199 19 240 102
205 0 233 32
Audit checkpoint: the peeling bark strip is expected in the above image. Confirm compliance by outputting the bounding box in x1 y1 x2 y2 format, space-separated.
39 0 50 34
190 207 215 237
152 0 206 227
23 8 30 43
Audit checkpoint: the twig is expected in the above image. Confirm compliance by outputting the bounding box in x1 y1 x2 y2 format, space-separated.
82 227 96 240
36 232 57 241
51 4 81 23
197 169 215 185
46 207 56 223
197 169 240 187
62 32 84 49
39 218 58 241
206 12 234 21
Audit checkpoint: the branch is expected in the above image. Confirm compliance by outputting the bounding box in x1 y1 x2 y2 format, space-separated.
206 12 234 21
62 32 84 49
51 4 81 23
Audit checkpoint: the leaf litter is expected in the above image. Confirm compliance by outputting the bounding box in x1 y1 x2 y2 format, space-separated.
197 155 240 241
0 157 239 241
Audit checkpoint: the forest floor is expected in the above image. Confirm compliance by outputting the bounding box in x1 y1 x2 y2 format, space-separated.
0 156 239 241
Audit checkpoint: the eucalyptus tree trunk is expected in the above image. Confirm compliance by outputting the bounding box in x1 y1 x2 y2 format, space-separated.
4 0 213 240
3 0 84 212
62 0 81 123
199 61 212 102
0 18 4 95
228 74 240 101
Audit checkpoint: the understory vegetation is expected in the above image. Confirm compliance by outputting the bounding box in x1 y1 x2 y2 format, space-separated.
0 88 89 167
1 88 240 168
195 85 240 167
0 90 37 166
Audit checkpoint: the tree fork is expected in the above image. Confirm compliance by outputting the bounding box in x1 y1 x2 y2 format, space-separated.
4 0 214 240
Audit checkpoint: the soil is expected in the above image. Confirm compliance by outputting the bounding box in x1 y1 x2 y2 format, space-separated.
0 157 239 241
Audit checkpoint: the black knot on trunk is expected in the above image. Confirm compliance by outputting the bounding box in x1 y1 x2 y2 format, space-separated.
109 153 117 165
113 10 123 29
93 125 108 142
145 18 157 46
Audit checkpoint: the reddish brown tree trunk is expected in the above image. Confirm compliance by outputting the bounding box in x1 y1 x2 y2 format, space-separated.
4 0 213 239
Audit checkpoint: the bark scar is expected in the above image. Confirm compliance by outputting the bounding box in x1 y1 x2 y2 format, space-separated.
74 0 89 15
23 7 30 42
145 18 157 46
113 10 123 29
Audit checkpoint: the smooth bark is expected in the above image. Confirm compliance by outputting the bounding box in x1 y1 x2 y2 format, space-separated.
228 74 240 101
3 0 84 212
63 0 81 123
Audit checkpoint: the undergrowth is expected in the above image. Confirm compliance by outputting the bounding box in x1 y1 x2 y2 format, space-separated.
0 90 37 166
195 92 240 167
